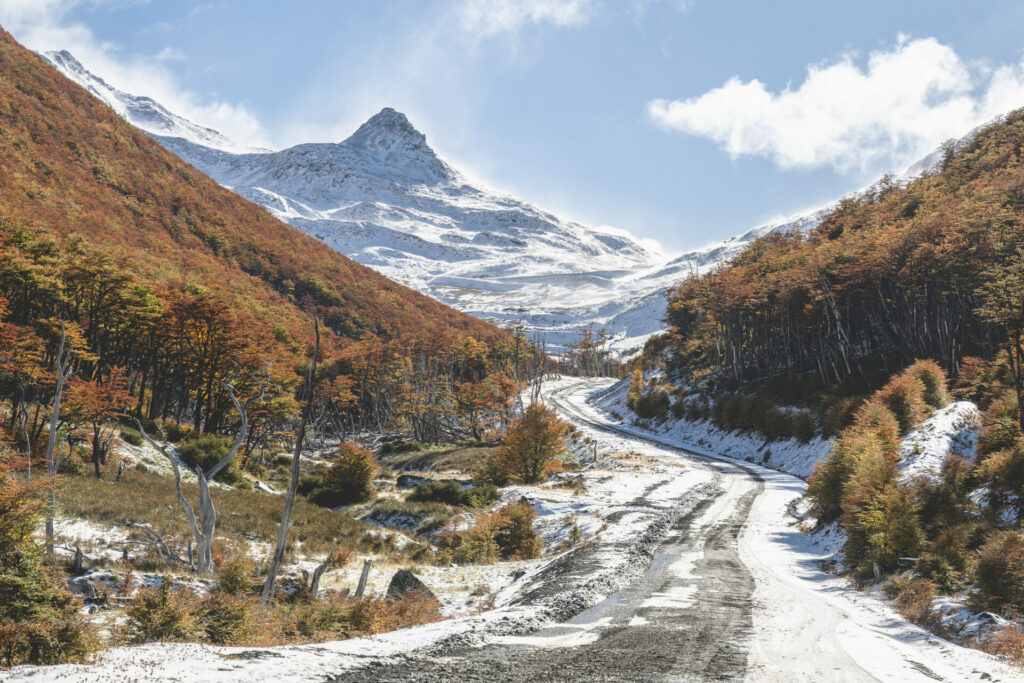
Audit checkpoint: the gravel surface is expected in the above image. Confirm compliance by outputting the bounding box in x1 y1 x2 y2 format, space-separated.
335 382 774 682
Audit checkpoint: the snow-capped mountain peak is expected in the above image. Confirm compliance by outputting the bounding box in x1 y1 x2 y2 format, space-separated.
338 107 455 184
45 49 797 355
345 107 425 152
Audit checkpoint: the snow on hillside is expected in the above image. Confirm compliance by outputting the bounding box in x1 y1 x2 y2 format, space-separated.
898 401 981 483
43 51 268 155
592 377 828 480
591 381 984 488
42 50 832 354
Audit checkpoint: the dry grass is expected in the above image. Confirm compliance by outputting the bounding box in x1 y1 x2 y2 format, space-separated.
978 621 1024 668
380 442 499 473
120 582 443 648
58 468 412 562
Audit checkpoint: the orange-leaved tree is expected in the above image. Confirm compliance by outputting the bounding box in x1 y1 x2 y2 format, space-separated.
494 403 572 484
64 368 136 478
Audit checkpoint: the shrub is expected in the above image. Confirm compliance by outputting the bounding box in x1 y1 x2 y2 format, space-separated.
977 390 1022 455
119 427 143 447
408 480 498 508
808 423 895 523
905 360 950 410
626 367 643 411
298 471 325 497
160 420 193 443
850 485 924 572
852 400 901 442
684 397 710 421
761 406 795 441
492 404 571 484
494 501 542 560
407 480 465 506
0 615 97 668
979 622 1024 667
437 501 541 564
345 592 443 635
793 412 816 443
176 435 248 488
874 373 928 435
884 575 937 627
915 556 962 595
198 592 257 645
978 443 1024 509
122 582 203 643
0 465 97 667
633 390 670 420
972 530 1024 612
830 425 906 571
310 442 377 507
951 356 991 404
670 397 686 420
216 555 257 596
818 395 863 439
472 457 510 488
379 441 422 456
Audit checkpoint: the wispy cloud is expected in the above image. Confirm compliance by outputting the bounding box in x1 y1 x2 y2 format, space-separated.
454 0 594 39
0 0 271 148
452 0 690 39
647 35 1024 173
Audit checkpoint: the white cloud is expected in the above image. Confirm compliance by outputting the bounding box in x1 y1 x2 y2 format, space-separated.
0 0 271 149
453 0 690 38
647 36 1024 173
455 0 593 38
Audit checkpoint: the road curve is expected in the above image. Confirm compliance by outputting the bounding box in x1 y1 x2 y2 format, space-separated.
337 378 1013 683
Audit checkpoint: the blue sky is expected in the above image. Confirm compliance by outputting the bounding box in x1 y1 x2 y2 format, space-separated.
5 0 1024 254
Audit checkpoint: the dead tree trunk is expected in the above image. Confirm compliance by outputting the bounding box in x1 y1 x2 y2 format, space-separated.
44 323 74 554
309 553 334 596
21 401 31 484
135 381 253 575
262 318 320 603
354 559 372 598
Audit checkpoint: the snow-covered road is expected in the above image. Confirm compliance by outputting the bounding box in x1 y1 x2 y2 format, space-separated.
545 377 1020 682
6 378 1020 682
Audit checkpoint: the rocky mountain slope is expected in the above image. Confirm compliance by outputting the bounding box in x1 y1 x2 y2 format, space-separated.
46 50 827 353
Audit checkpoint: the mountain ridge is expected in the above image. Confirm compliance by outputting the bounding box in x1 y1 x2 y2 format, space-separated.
0 31 506 362
42 49 858 354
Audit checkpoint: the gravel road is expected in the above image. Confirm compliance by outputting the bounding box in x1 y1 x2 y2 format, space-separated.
334 379 1014 683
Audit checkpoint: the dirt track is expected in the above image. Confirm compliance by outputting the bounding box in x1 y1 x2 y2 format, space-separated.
334 379 1017 682
334 381 854 682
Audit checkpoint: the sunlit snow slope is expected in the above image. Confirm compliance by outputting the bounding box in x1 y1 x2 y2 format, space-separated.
44 50 823 353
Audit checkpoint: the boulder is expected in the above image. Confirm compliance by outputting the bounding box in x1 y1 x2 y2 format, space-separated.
396 474 427 489
385 569 438 604
68 576 96 600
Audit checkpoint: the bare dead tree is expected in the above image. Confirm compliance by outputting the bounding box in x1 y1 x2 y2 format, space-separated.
122 522 191 567
262 317 320 603
44 322 75 553
309 551 337 597
135 379 261 574
21 401 31 484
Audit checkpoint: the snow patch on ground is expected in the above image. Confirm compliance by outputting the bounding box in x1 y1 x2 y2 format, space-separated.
593 377 827 480
898 401 980 483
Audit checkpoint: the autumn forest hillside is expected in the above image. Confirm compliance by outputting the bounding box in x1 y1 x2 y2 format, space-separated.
0 26 541 445
627 108 1024 634
663 111 1024 400
0 28 503 350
